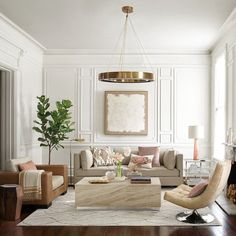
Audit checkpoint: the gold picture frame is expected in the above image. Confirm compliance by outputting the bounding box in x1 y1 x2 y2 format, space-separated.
105 91 148 135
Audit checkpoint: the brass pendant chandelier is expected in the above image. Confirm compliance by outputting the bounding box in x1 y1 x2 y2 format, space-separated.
98 6 154 83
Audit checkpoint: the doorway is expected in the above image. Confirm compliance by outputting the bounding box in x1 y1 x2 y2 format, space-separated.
0 67 15 170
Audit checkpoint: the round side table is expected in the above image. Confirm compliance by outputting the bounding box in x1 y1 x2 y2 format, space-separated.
0 184 23 221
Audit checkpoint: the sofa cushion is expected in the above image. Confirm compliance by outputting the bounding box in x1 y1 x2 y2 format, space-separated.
75 165 179 177
81 149 93 170
138 146 160 167
19 161 37 171
6 157 32 172
163 150 176 169
76 166 117 176
138 166 179 177
52 175 64 190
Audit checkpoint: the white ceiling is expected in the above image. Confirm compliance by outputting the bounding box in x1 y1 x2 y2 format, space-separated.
0 0 236 52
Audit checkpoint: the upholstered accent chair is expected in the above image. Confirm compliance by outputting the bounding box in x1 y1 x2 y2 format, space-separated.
0 157 68 208
164 160 231 223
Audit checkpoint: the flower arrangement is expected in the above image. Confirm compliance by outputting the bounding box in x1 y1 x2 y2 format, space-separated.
112 153 124 177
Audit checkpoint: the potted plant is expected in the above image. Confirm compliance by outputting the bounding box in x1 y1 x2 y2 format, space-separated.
33 95 75 164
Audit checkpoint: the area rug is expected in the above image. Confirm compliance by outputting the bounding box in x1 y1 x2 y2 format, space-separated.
216 192 236 215
19 189 220 226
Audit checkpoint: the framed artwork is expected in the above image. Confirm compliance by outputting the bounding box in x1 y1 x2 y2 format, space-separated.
104 91 148 135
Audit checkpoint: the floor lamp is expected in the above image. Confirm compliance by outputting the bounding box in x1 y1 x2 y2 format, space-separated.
69 136 85 185
188 125 204 160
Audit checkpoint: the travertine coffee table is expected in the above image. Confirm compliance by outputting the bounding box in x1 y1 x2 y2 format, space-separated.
75 177 161 209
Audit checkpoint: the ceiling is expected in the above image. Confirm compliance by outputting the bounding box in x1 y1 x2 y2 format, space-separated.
0 0 236 52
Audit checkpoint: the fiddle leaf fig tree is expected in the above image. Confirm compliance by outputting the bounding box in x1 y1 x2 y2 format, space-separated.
33 95 75 165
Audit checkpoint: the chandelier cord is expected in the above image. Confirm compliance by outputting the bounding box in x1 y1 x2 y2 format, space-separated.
128 17 155 75
119 12 129 74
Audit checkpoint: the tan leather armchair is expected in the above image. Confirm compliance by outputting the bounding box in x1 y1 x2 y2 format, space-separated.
164 160 231 223
0 165 68 208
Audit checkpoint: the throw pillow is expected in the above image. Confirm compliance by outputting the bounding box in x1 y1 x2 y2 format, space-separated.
188 180 208 198
138 146 160 167
18 161 37 171
81 149 94 170
128 154 154 169
163 150 176 169
92 147 114 167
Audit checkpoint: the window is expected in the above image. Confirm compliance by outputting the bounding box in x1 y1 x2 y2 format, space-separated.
213 53 226 160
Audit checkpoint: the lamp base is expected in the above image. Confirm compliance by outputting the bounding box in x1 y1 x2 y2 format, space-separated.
193 139 199 160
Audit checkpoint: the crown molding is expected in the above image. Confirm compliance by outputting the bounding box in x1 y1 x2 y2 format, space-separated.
210 7 236 52
44 48 210 56
0 13 46 51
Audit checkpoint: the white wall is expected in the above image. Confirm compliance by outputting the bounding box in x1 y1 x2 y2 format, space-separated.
0 14 44 164
211 8 236 150
43 53 211 167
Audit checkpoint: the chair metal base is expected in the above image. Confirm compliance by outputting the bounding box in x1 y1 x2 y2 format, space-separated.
176 210 215 224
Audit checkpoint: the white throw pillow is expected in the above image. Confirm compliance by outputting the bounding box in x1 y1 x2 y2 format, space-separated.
163 150 176 169
6 157 32 172
81 149 94 170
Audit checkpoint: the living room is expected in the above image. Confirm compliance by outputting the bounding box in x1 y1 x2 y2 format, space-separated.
0 0 236 235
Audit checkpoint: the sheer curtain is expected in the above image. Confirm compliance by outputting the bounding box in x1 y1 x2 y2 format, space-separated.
213 53 226 160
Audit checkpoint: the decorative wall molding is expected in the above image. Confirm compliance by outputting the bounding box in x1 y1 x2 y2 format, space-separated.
44 48 210 56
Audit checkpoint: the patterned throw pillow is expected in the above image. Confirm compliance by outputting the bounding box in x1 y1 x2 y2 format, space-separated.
92 147 114 167
128 154 154 169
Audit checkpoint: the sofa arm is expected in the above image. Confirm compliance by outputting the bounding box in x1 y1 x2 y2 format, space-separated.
74 153 81 176
176 154 183 177
0 171 19 185
36 165 68 187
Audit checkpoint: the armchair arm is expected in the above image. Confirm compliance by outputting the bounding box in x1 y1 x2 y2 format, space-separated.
176 154 183 177
40 171 53 202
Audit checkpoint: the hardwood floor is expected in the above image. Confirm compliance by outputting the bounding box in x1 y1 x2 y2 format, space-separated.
0 202 236 236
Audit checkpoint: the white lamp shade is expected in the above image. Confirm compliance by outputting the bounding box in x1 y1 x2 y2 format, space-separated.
188 125 204 139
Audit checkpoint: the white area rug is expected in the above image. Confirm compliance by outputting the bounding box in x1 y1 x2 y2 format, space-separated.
19 189 220 226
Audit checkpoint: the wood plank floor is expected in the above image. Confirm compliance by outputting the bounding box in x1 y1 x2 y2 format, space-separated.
0 202 236 236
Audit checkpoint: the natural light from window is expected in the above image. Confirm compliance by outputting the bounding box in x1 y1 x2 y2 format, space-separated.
213 53 226 160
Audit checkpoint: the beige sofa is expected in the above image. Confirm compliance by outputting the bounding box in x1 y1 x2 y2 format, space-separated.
73 148 183 186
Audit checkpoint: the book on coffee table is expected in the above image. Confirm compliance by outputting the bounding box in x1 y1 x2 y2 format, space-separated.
130 176 151 184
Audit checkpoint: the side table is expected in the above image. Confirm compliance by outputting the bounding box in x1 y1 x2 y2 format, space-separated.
184 159 215 186
0 184 23 221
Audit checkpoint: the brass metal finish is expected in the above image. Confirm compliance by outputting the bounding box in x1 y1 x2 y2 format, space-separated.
98 5 154 83
122 6 134 14
98 71 154 83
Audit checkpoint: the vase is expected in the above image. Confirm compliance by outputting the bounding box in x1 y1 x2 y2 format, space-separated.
116 163 123 177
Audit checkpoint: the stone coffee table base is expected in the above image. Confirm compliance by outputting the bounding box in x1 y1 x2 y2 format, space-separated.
75 177 161 209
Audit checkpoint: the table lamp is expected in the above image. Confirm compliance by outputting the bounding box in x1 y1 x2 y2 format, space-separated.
188 125 204 160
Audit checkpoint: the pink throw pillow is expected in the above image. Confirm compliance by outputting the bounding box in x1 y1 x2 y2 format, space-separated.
18 161 37 171
188 180 208 198
138 146 160 167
